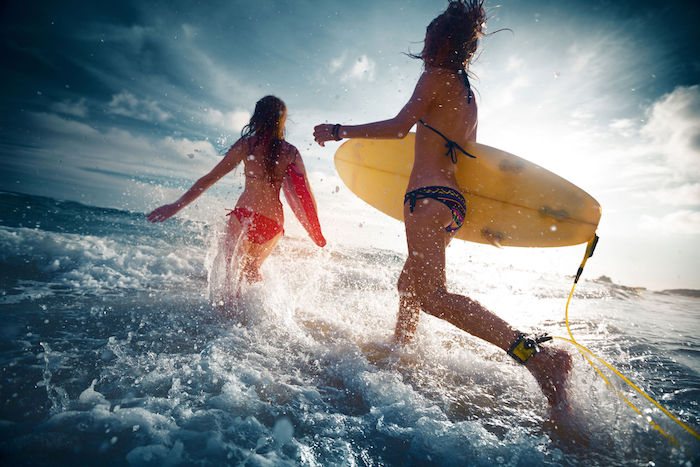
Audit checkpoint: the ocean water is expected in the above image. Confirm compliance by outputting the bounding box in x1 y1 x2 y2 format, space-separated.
0 189 698 466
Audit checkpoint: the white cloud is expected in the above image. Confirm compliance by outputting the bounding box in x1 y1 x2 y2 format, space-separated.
565 35 622 79
203 108 250 133
609 118 636 137
640 210 700 235
328 53 346 74
647 183 700 207
107 91 172 122
570 47 596 74
79 24 152 51
6 112 225 213
30 112 99 137
26 112 219 177
505 56 524 73
50 98 88 117
640 85 700 181
181 23 197 40
226 110 250 133
347 55 376 82
160 135 218 161
491 74 530 109
535 86 700 210
77 21 261 113
327 53 376 83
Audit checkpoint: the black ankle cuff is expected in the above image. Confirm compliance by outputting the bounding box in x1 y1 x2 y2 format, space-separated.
507 333 552 364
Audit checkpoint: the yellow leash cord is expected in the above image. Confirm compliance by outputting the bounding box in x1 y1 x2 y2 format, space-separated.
557 235 700 445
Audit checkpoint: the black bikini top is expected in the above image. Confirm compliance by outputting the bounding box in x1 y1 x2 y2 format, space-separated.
418 70 476 164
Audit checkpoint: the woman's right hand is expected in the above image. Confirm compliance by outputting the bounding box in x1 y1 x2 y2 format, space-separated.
146 203 181 223
313 124 336 147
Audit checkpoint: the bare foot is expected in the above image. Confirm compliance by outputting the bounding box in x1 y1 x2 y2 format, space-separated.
526 346 572 408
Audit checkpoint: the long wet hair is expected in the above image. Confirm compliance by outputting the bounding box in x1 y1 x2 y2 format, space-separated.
411 0 486 72
240 95 287 181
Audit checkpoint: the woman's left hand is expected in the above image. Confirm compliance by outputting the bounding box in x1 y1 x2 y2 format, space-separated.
147 203 181 223
313 124 335 147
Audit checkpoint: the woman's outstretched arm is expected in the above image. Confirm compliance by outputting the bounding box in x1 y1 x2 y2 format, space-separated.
147 139 247 223
313 71 435 146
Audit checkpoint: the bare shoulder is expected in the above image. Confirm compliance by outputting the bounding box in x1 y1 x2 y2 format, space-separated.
225 136 250 158
281 141 300 161
413 68 451 97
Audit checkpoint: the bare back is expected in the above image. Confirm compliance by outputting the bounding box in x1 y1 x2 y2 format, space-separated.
409 67 477 192
236 136 298 224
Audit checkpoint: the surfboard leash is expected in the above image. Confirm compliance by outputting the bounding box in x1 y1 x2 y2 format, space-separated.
555 234 700 449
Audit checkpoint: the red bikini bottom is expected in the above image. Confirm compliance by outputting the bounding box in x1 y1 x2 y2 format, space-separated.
227 207 283 244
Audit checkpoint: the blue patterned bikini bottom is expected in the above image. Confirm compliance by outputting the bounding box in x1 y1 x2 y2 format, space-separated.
404 185 466 232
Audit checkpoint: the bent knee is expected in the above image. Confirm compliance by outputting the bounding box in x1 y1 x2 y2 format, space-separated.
413 286 448 313
397 271 413 297
398 271 446 299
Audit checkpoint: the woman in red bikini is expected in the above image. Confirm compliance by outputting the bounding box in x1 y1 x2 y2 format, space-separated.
314 1 572 413
148 95 319 287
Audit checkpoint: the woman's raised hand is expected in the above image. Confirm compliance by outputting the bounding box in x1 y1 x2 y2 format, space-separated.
146 203 181 223
313 124 336 147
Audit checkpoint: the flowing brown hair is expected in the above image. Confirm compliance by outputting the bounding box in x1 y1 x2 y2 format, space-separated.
240 95 287 181
411 0 486 71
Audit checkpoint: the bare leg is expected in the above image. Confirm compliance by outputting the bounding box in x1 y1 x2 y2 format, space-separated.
213 214 283 313
208 214 246 308
399 198 571 407
221 214 244 286
219 213 281 284
394 264 421 345
524 346 572 408
238 230 283 284
394 223 461 345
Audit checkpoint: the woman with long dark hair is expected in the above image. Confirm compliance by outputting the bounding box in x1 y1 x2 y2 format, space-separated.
149 95 323 289
314 1 572 411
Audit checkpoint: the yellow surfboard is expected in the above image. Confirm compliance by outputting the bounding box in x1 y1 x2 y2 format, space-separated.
334 133 601 247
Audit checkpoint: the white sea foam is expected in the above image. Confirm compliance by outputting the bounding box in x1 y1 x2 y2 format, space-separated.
0 225 203 302
1 193 698 465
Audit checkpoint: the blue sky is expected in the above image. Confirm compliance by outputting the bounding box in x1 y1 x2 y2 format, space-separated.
1 0 699 290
